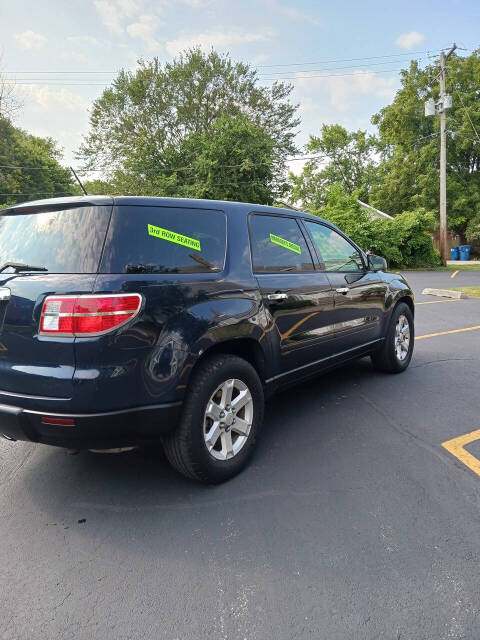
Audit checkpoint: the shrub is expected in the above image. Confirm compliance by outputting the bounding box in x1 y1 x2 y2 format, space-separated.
310 185 440 269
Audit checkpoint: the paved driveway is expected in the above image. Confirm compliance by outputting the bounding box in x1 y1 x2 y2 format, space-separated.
1 270 480 640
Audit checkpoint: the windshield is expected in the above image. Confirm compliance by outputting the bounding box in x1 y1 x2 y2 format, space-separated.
0 205 112 273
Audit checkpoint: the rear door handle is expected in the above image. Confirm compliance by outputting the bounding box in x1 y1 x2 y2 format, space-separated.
267 292 288 301
335 287 349 295
0 288 10 301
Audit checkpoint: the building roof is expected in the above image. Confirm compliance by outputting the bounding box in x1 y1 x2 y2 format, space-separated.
357 200 394 220
275 198 394 220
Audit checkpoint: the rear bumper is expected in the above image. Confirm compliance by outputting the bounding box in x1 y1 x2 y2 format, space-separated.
0 401 182 449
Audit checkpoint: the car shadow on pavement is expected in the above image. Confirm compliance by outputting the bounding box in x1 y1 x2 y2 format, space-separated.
20 357 378 526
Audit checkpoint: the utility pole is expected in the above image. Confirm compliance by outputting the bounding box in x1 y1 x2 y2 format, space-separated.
425 43 457 264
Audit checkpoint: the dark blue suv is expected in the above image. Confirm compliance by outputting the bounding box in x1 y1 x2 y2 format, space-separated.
0 196 414 483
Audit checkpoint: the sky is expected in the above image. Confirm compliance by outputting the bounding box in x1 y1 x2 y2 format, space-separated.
1 0 479 173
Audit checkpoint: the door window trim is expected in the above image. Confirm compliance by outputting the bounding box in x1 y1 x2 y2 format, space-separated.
247 212 317 275
299 218 368 274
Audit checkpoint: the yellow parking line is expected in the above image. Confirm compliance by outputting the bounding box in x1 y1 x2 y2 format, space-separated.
442 429 480 476
416 299 464 305
416 325 480 340
450 270 459 279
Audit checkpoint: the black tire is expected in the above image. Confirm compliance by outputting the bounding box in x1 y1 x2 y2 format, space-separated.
164 354 264 483
371 302 414 373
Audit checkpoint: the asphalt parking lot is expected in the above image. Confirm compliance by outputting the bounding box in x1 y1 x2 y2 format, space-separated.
1 270 480 640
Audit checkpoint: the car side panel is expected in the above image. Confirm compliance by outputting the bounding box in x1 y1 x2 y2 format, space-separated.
325 270 390 351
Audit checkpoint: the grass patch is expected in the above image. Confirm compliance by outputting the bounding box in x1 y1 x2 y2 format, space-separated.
445 263 480 270
399 264 480 271
451 286 480 298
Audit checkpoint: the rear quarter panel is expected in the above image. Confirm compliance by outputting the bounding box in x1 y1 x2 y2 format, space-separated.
0 274 96 410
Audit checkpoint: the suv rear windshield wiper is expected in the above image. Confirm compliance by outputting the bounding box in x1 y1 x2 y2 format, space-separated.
0 262 48 273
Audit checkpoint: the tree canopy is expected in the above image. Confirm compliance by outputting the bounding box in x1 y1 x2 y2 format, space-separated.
78 48 300 202
288 51 480 242
370 51 480 240
288 124 379 208
106 113 280 204
0 115 74 207
312 184 439 268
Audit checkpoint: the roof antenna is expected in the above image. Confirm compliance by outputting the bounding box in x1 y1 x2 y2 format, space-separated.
69 166 88 196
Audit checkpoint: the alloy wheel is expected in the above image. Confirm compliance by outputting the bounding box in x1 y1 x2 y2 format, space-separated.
394 314 411 361
203 378 254 460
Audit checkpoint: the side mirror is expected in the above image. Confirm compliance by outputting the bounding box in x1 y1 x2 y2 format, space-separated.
368 254 387 272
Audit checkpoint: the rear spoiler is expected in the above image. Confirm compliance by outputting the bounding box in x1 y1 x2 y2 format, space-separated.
0 195 113 215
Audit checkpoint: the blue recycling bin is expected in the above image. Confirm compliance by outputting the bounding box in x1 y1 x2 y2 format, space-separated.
459 245 472 261
450 247 460 260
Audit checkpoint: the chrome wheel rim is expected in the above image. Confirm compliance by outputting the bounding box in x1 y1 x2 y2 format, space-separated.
203 378 253 461
395 314 410 361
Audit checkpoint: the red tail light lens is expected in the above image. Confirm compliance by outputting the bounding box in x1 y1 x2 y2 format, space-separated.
41 417 76 426
39 294 142 337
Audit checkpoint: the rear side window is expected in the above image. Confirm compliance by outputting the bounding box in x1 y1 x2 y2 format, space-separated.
100 206 226 274
0 206 111 273
249 214 314 273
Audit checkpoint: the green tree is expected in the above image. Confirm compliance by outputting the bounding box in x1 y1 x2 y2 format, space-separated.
80 178 115 196
314 184 440 268
370 51 480 240
105 114 279 204
78 48 299 201
176 114 279 204
0 115 74 207
1 64 21 120
289 124 380 208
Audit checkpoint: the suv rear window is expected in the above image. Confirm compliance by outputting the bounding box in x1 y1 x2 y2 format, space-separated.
0 205 111 273
100 206 226 274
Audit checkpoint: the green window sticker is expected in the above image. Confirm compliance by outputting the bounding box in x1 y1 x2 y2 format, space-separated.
269 233 301 255
148 224 201 252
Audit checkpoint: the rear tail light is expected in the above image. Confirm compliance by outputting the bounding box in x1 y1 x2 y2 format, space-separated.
41 416 76 426
39 293 142 337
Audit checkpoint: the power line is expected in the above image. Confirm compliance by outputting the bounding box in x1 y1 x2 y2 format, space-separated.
447 129 480 144
411 130 480 145
0 163 70 170
2 71 119 74
0 192 75 197
256 48 459 67
5 53 458 87
8 49 473 87
6 58 428 82
456 91 480 143
0 155 329 173
2 48 452 74
257 58 428 77
8 67 412 86
1 180 283 198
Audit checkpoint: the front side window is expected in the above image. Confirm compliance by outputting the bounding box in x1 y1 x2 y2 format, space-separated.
304 222 364 272
100 206 226 274
249 214 314 273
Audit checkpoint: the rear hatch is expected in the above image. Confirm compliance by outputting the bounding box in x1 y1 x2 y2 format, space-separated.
0 198 112 401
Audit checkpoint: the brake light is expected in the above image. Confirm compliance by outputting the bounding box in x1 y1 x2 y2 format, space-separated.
41 417 76 426
39 294 142 337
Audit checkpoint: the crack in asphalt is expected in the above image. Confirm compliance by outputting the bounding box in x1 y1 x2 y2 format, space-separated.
72 486 367 513
0 445 36 488
359 392 480 490
411 357 477 368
